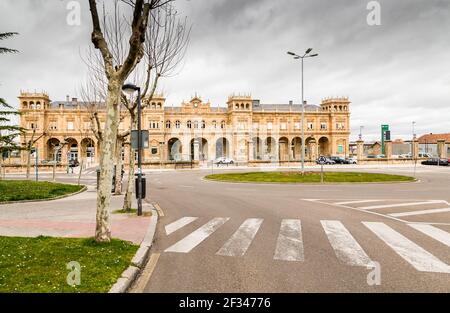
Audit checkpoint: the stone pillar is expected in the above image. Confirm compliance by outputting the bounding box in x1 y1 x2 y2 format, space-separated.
356 140 364 161
61 145 68 164
248 139 254 161
384 140 392 160
310 140 317 161
437 140 446 159
193 139 200 161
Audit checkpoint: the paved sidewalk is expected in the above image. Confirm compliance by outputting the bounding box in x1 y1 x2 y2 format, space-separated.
0 186 152 244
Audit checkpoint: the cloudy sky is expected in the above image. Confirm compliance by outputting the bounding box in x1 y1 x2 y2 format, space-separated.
1 0 449 141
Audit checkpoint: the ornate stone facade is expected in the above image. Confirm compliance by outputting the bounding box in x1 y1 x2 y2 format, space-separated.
18 91 351 165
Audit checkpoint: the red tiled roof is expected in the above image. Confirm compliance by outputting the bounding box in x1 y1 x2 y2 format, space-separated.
417 133 450 144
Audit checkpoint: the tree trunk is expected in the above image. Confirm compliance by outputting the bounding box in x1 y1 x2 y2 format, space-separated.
123 145 135 211
95 80 121 243
26 149 31 180
78 155 85 186
114 137 123 195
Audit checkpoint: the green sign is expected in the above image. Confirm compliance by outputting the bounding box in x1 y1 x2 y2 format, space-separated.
381 125 390 154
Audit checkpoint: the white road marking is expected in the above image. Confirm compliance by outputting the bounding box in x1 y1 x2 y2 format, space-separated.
165 217 198 235
321 220 372 267
274 219 304 262
358 200 446 210
389 208 450 217
363 222 450 273
335 200 380 205
165 217 230 253
409 224 450 248
216 218 263 257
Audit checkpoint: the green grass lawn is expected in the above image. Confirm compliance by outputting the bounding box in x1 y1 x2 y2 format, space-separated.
0 180 83 202
205 171 415 184
0 236 138 293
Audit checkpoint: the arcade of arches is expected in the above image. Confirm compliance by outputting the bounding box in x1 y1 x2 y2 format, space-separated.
18 92 350 165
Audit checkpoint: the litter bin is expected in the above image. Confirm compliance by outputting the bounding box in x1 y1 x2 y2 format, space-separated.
135 174 146 199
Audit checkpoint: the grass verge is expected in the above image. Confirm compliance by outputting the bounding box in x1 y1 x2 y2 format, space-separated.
0 236 138 293
0 180 83 202
205 171 416 184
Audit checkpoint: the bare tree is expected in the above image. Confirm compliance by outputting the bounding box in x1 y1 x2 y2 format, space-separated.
122 4 190 211
88 0 175 242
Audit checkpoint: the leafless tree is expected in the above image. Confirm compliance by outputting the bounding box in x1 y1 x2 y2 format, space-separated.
88 0 182 242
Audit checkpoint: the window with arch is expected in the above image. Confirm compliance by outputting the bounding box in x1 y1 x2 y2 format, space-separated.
175 120 181 129
30 102 35 109
157 103 162 109
194 121 199 129
36 102 41 109
221 121 226 129
152 102 156 110
241 103 245 110
187 120 192 129
235 104 239 110
212 120 217 128
165 121 171 129
201 121 206 129
246 103 250 109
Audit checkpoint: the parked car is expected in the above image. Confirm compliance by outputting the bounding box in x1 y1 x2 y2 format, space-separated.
421 158 448 166
346 157 358 164
329 156 347 164
68 159 80 168
418 153 433 158
215 157 235 165
316 157 336 165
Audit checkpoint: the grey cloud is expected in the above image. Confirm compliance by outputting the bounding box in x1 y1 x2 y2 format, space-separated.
1 0 449 141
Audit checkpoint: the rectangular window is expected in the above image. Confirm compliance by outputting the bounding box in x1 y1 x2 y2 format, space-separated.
84 122 91 130
67 121 74 130
294 122 300 130
253 122 259 130
149 121 159 129
338 145 344 153
280 122 287 130
336 122 345 130
49 122 57 131
267 122 273 130
307 122 314 130
320 123 327 130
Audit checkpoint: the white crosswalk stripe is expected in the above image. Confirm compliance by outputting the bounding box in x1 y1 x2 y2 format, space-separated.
165 217 198 235
165 217 230 253
409 224 450 248
274 219 304 262
321 220 372 267
335 200 379 206
363 222 450 273
389 208 450 217
358 200 445 210
217 218 263 257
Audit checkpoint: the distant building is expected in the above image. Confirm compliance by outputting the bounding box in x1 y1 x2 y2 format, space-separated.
17 92 351 165
417 133 450 156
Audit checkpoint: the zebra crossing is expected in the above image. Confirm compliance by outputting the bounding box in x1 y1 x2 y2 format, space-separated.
163 216 450 274
305 198 450 223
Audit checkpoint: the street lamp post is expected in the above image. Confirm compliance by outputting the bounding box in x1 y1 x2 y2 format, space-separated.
359 126 364 140
122 83 143 217
287 49 318 175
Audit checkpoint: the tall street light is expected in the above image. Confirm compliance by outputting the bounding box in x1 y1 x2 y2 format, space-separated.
359 126 364 140
122 83 143 216
287 49 318 174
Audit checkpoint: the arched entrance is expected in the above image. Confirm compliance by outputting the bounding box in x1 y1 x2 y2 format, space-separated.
265 137 276 160
46 138 61 162
252 137 263 160
81 138 96 163
168 138 182 161
190 138 208 161
66 138 79 161
292 137 302 160
318 137 330 156
278 137 289 161
305 137 316 160
215 137 229 159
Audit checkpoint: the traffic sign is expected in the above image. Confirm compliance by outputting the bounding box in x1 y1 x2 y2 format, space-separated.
317 156 327 165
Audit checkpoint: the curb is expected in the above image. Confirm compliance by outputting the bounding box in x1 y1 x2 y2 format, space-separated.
109 204 158 293
0 185 87 206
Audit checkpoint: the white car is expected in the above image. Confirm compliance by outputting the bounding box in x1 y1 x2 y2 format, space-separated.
346 156 358 164
215 157 235 165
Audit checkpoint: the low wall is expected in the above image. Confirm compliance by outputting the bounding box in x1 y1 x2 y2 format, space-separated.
357 158 427 165
2 164 69 174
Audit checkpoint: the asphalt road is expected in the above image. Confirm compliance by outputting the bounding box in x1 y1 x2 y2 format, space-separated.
137 165 450 292
8 165 450 292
